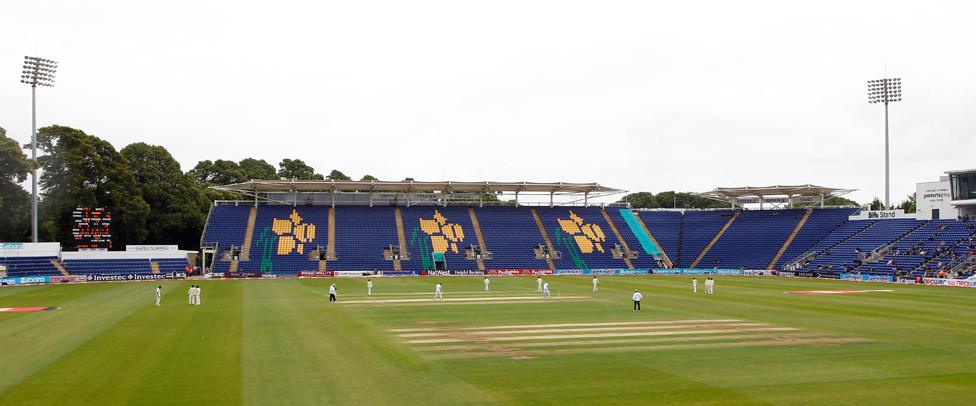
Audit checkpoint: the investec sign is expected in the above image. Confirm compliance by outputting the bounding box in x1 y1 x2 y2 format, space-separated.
849 209 912 221
86 273 184 282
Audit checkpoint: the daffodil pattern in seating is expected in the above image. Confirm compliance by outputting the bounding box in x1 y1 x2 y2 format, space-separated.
272 209 316 255
419 210 465 254
557 211 606 254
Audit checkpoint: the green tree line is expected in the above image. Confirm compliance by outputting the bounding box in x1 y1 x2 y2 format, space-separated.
0 125 916 249
617 191 869 209
0 125 392 249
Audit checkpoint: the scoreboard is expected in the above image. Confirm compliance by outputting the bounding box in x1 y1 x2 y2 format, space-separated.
72 207 113 249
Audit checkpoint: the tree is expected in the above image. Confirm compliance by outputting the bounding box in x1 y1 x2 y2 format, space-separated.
239 158 277 180
277 159 324 180
34 125 150 247
620 192 659 209
121 143 210 249
822 196 859 207
869 197 884 211
188 159 246 185
618 191 727 209
327 169 351 181
360 174 379 181
0 127 32 241
898 194 916 213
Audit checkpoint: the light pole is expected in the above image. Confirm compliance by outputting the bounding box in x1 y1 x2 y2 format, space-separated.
20 56 58 243
867 78 902 209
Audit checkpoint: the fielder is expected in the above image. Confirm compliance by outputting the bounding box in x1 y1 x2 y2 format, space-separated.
434 283 443 300
155 285 161 307
536 276 543 292
632 289 643 311
367 279 373 296
329 283 337 303
483 277 491 292
592 276 599 292
195 285 201 305
188 285 194 304
705 277 714 295
692 277 698 294
542 281 551 299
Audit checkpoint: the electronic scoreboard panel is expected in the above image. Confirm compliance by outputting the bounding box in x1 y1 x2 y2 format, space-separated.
72 207 113 249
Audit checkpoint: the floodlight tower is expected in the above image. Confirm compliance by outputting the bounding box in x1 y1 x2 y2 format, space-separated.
866 78 901 209
21 56 58 243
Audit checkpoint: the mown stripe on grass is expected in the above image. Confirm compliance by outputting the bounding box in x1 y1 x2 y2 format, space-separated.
0 283 150 395
0 281 242 405
427 336 869 360
390 318 744 332
241 280 495 405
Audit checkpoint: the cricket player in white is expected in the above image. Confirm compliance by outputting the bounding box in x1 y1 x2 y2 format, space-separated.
632 289 643 311
536 276 543 292
329 283 337 303
592 276 599 292
483 277 490 292
434 283 443 300
366 279 373 296
692 277 698 293
705 277 714 295
188 285 194 304
155 286 161 307
194 285 201 305
542 282 551 298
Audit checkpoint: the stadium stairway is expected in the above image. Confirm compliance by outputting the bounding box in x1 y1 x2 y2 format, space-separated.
689 211 739 268
636 211 683 266
785 220 877 270
327 207 337 260
599 208 635 269
530 208 557 270
52 259 69 276
768 208 813 270
630 211 673 268
150 261 160 274
393 207 407 271
468 208 488 271
240 206 258 261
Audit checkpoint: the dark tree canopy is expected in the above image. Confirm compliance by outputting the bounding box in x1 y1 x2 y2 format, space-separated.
239 158 277 180
121 143 210 249
327 169 351 181
360 174 379 181
189 159 246 185
620 191 728 209
278 159 324 180
898 194 916 213
0 128 32 241
823 196 860 207
35 125 150 247
869 197 885 211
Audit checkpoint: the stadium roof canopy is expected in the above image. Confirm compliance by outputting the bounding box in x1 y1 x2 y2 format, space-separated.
700 185 854 199
214 179 622 194
699 185 856 209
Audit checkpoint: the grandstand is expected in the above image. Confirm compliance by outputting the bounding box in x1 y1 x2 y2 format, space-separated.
191 180 976 279
3 181 973 281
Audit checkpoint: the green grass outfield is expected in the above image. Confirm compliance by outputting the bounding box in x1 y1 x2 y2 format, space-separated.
1 276 975 405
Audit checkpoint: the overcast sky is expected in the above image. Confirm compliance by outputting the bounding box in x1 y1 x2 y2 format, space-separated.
2 0 974 204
